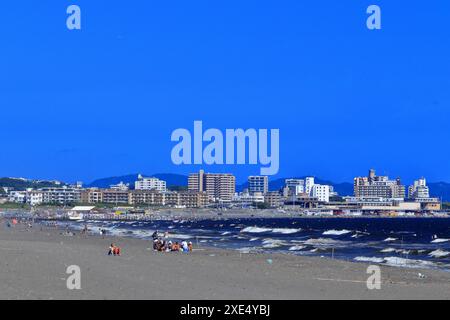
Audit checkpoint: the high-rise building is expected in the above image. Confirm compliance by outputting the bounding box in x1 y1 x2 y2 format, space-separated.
135 174 167 192
408 178 430 199
305 177 315 194
248 176 269 194
354 169 405 199
188 170 235 202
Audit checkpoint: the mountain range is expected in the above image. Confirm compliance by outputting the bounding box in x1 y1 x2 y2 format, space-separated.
2 174 448 202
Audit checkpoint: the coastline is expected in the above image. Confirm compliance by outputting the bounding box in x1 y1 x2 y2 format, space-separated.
2 206 449 221
1 222 450 299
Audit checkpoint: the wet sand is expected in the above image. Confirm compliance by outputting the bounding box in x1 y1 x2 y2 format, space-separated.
1 223 449 300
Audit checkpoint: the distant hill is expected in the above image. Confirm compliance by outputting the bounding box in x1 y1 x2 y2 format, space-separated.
87 173 188 189
0 177 64 191
429 182 450 202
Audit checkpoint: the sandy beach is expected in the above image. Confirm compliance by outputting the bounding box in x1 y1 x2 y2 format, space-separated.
1 222 449 300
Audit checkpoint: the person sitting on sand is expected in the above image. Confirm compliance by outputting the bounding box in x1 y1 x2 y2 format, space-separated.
181 241 189 252
108 243 115 256
171 242 179 252
188 242 193 252
158 240 165 252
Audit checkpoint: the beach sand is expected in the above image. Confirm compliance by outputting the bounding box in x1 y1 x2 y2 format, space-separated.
1 223 449 300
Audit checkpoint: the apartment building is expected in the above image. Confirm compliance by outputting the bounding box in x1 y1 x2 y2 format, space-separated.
264 191 282 208
135 174 167 192
248 176 269 194
311 184 330 203
188 170 235 202
129 190 208 208
80 189 103 203
408 178 430 199
101 189 129 204
354 169 405 199
40 187 82 204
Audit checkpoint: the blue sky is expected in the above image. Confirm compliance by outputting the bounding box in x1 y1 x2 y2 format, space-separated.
1 1 449 184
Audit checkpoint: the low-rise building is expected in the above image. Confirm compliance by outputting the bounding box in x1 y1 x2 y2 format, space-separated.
233 192 265 207
135 174 167 192
264 191 282 208
101 189 129 204
40 187 82 204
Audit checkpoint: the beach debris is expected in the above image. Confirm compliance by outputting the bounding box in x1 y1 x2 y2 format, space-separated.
418 273 426 279
266 259 273 265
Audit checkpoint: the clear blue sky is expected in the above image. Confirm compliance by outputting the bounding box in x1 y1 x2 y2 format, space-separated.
1 1 449 184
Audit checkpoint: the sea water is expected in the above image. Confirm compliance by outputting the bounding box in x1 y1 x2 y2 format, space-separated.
48 217 450 271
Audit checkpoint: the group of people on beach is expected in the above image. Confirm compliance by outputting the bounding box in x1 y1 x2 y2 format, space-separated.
108 243 121 256
153 238 193 252
152 230 193 253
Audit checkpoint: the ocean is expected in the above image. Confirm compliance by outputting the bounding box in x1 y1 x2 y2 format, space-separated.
52 217 450 271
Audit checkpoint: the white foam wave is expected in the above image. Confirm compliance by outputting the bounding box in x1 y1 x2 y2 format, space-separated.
431 238 449 243
262 239 288 248
383 257 435 269
288 245 306 251
241 227 272 233
383 237 398 242
380 248 397 253
271 228 301 234
322 229 351 236
354 256 384 263
429 249 450 258
170 233 192 240
304 238 345 247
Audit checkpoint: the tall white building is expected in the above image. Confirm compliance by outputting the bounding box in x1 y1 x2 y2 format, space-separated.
311 184 330 203
284 177 332 202
248 176 269 194
135 174 167 192
305 177 315 195
408 178 430 199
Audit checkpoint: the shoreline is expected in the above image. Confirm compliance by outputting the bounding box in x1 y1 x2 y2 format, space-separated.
1 222 450 299
2 208 450 222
